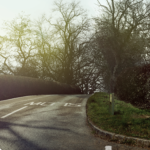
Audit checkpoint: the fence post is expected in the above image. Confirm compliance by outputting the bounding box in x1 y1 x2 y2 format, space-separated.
109 93 114 115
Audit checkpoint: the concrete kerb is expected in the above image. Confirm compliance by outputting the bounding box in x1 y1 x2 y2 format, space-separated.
86 95 150 148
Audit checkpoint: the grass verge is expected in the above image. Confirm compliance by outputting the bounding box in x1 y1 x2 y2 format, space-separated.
87 92 150 140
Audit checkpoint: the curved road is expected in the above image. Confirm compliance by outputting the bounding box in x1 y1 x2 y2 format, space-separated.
0 95 147 150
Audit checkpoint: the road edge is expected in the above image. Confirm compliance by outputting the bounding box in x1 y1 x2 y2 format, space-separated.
86 95 150 148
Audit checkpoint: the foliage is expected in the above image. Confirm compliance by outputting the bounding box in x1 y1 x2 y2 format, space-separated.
0 13 39 77
93 0 150 93
33 0 100 93
115 64 150 105
0 75 81 100
0 0 150 94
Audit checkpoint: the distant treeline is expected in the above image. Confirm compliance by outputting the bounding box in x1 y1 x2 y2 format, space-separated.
0 75 82 100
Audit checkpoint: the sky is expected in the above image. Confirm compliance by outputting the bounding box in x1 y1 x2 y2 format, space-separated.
0 0 107 35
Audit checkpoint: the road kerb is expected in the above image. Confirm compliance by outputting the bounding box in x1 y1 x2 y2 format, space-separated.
86 101 150 148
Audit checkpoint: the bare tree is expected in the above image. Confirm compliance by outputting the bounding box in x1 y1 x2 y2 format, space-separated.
1 14 39 77
34 0 100 93
94 0 150 93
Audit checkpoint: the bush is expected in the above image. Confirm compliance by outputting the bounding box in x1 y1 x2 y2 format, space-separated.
0 75 82 101
115 64 150 105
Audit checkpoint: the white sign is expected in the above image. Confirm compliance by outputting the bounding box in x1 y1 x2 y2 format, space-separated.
110 94 112 103
105 146 112 150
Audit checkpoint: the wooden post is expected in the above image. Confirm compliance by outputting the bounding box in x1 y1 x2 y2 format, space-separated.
109 93 114 115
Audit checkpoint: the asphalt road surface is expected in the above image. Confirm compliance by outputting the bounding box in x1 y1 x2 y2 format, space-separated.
0 94 147 150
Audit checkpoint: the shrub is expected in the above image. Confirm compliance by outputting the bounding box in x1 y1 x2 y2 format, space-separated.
115 64 150 105
0 75 81 100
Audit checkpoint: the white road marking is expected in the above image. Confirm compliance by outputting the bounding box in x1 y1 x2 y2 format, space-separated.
24 102 43 106
64 103 68 106
40 102 46 106
64 103 81 107
35 102 42 105
24 102 56 106
50 103 55 106
1 106 28 118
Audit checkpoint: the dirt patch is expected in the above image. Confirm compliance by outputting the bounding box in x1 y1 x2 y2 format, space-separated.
132 114 150 119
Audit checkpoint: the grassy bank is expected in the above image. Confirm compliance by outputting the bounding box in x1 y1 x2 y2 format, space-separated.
87 92 150 140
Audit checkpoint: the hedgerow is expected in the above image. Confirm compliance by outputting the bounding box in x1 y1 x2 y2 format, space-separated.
115 64 150 105
0 75 81 100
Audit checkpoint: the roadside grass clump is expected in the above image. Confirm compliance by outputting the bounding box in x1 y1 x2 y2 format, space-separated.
120 139 136 145
87 92 150 140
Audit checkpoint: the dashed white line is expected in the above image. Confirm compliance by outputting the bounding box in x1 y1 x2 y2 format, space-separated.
1 106 28 118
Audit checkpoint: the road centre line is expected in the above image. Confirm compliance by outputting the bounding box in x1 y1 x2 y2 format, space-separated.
1 106 28 119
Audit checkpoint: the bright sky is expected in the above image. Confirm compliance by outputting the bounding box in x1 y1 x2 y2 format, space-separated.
0 0 107 35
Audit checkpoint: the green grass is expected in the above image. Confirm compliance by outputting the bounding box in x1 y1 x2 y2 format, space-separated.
87 92 150 140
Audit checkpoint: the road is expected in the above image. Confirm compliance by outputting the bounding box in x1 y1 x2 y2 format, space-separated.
0 94 147 150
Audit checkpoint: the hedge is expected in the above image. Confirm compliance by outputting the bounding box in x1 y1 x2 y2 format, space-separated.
0 75 82 100
114 64 150 105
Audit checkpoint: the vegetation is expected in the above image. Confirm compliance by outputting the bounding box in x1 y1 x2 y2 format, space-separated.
0 0 149 94
115 64 150 107
87 92 150 140
92 0 150 93
0 75 81 100
0 1 99 94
